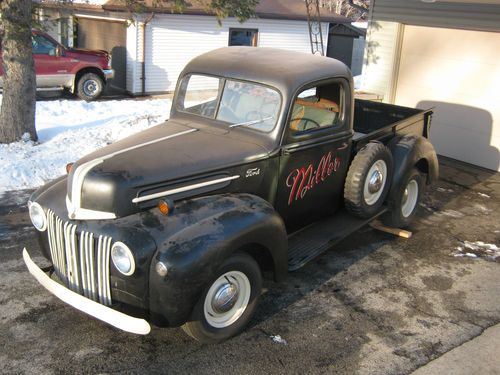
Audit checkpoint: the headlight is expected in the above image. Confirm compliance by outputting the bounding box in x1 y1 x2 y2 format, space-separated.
29 201 47 231
111 242 135 276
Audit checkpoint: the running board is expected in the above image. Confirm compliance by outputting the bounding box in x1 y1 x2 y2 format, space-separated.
36 87 64 92
1 87 63 93
287 208 387 271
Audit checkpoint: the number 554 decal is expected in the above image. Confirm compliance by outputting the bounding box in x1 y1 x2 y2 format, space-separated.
286 151 341 205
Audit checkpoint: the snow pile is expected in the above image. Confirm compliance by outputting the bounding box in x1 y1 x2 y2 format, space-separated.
439 210 464 218
437 187 454 193
270 334 288 345
0 98 171 193
452 241 500 262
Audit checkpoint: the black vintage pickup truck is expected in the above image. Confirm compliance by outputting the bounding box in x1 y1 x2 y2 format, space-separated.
24 47 438 343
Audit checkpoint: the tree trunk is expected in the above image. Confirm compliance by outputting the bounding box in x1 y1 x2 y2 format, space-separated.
0 0 37 143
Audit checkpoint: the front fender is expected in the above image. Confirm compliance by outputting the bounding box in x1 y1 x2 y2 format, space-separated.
388 135 439 189
147 193 287 327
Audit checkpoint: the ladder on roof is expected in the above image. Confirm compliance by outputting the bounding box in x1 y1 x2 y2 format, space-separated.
305 0 325 56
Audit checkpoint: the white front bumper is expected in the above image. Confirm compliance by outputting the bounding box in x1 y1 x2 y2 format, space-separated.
23 248 151 335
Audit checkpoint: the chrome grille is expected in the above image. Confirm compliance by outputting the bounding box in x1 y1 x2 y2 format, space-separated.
46 209 112 306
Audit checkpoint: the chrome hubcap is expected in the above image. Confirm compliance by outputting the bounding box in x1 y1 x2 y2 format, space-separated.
368 170 383 193
401 179 419 218
203 271 251 328
212 281 239 313
402 187 409 206
83 80 99 96
363 160 388 205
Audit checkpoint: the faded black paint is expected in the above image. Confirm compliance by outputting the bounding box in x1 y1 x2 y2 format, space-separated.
28 47 439 329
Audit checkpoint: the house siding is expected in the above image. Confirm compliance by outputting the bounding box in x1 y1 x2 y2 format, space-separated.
126 23 139 94
39 9 74 47
140 14 329 94
360 20 402 102
370 0 500 32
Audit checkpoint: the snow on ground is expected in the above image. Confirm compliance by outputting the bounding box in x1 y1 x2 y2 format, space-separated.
452 241 500 262
437 187 454 193
477 192 491 198
438 209 464 219
0 97 171 193
270 335 287 345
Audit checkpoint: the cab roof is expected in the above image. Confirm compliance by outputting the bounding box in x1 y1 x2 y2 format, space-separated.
180 47 352 95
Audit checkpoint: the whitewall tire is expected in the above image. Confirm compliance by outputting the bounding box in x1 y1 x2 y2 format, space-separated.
182 252 262 343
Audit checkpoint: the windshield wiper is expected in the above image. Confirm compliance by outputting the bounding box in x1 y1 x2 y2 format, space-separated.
229 116 274 128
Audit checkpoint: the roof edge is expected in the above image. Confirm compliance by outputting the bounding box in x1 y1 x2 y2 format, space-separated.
37 1 350 23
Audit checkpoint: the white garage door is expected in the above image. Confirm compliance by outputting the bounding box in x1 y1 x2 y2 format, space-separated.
395 25 500 171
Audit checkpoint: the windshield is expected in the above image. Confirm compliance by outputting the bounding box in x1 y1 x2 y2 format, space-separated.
175 74 281 132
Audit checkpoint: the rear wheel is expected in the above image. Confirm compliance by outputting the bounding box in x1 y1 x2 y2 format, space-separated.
382 168 425 228
182 253 262 343
76 73 104 101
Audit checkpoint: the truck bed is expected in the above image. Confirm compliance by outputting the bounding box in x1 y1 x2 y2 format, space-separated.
352 99 433 148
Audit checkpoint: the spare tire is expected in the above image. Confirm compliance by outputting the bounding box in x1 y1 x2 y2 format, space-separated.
344 142 393 218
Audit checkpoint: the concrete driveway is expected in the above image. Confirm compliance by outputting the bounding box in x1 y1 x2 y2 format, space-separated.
0 157 498 374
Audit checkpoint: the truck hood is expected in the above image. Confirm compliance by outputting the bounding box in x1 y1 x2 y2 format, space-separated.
67 48 109 59
66 120 269 220
65 48 110 66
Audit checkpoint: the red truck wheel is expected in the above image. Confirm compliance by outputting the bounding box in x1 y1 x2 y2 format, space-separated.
76 73 104 101
181 252 262 343
344 142 393 218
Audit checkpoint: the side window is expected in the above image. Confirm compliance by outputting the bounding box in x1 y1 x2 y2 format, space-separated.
228 29 258 46
289 83 343 133
32 35 57 56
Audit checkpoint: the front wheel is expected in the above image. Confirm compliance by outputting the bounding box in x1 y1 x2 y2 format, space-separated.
382 168 425 228
76 72 104 101
182 253 262 343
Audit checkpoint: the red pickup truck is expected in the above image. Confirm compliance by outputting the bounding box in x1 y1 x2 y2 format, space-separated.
0 30 114 101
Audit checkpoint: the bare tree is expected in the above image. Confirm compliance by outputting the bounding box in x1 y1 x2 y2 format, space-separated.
322 0 370 21
0 0 37 143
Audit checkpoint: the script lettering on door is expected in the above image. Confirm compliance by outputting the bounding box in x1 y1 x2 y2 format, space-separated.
286 150 342 206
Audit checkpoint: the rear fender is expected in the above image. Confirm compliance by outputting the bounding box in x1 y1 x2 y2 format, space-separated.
388 135 439 189
148 193 287 326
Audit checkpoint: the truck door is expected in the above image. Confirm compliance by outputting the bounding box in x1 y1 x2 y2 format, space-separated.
275 80 353 231
32 33 75 88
